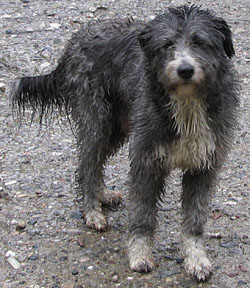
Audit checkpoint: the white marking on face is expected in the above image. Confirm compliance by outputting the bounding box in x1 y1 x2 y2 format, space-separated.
163 49 204 87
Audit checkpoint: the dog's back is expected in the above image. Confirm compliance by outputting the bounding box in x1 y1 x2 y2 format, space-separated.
11 18 144 122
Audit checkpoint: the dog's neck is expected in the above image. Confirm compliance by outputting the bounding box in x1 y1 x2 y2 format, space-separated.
168 89 208 136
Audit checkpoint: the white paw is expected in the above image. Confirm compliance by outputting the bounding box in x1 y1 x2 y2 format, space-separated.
84 210 107 231
128 236 154 273
100 188 122 205
184 253 212 281
130 256 154 273
183 235 212 281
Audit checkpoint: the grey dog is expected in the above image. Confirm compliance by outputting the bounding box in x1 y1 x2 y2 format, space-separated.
11 5 239 281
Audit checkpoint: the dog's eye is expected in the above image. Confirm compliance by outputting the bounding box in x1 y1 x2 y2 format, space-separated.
192 37 205 47
163 41 174 49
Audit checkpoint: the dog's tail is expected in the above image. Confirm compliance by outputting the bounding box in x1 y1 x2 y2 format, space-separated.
11 63 67 122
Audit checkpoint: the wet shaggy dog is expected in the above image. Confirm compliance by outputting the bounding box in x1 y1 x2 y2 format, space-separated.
11 5 239 281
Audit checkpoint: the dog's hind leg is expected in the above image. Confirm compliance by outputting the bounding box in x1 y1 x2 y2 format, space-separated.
77 136 109 231
76 100 127 231
181 169 216 281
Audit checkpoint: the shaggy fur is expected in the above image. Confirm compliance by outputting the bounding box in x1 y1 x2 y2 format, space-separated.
11 5 239 281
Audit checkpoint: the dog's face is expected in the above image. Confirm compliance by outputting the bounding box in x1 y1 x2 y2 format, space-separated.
138 5 234 96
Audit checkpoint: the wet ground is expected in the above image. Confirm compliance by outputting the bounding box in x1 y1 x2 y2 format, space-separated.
0 0 249 287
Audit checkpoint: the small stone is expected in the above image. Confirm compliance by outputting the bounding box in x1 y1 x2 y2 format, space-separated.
72 268 79 275
127 277 133 281
241 192 248 197
158 269 179 277
86 13 94 18
113 247 120 252
87 266 93 270
50 23 61 29
28 218 37 225
16 221 26 231
77 236 85 247
71 211 82 219
79 257 89 263
5 180 17 186
237 280 248 286
165 255 184 263
28 255 39 261
6 251 21 269
21 0 30 3
97 4 109 10
59 256 68 261
112 275 119 282
89 6 97 13
0 83 6 93
6 29 13 34
27 228 41 236
220 242 238 248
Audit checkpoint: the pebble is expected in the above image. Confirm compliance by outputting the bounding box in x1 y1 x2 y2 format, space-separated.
158 269 179 277
0 82 6 93
16 221 26 231
50 23 61 29
127 277 133 281
70 211 82 219
237 280 248 286
165 255 184 263
79 257 89 263
5 180 17 186
28 218 38 225
59 256 68 261
77 236 85 247
72 268 79 275
97 4 109 10
5 251 21 269
27 228 41 236
241 192 249 197
89 7 97 13
112 275 119 282
87 266 93 270
21 0 30 3
220 242 238 248
28 255 39 261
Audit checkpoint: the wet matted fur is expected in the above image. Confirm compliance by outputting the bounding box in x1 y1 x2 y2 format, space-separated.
11 5 239 281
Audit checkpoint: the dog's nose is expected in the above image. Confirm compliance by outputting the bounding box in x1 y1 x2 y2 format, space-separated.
177 63 194 80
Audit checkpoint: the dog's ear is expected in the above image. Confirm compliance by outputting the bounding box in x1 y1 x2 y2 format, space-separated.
214 17 235 59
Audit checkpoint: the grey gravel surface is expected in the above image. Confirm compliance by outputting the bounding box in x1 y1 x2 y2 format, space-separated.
0 0 249 287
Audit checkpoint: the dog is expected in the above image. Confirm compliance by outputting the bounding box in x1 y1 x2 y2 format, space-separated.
11 5 239 281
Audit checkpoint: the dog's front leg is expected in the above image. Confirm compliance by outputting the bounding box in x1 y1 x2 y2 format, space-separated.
128 152 166 273
181 169 217 281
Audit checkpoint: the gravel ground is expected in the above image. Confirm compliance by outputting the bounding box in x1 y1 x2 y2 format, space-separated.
0 0 249 287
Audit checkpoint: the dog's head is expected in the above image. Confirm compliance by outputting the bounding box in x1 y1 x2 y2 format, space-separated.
138 5 235 96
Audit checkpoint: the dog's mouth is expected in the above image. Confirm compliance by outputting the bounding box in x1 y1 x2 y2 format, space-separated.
173 82 199 98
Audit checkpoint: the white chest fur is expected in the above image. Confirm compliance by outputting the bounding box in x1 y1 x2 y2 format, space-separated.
156 92 216 171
